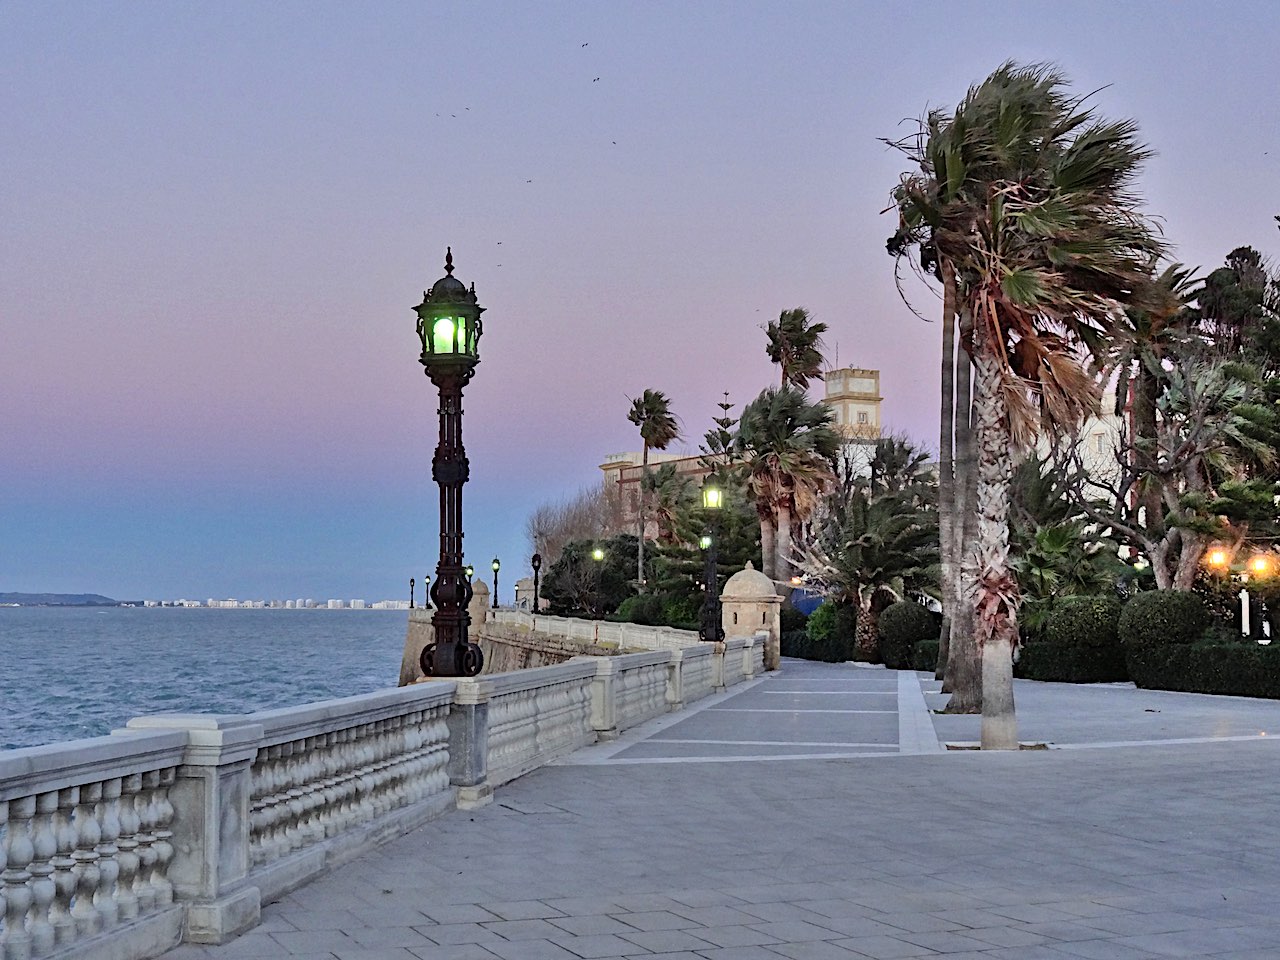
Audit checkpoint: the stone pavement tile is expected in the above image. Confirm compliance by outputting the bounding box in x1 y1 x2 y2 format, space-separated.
544 896 627 916
188 933 297 960
766 940 870 959
827 936 938 959
421 923 510 946
931 909 1020 930
961 925 1052 948
1112 928 1278 957
1210 952 1280 960
611 894 694 913
692 925 786 948
792 899 879 920
892 930 998 954
482 938 584 960
160 948 213 960
274 909 369 931
550 914 643 937
811 917 912 939
330 948 424 960
745 921 843 942
270 930 355 955
1078 910 1220 936
1037 902 1125 920
617 928 715 953
481 918 568 940
988 904 1078 924
873 914 965 935
423 904 504 924
666 905 761 926
344 926 433 949
1044 939 1165 959
696 948 802 960
1019 921 1112 942
737 902 841 924
406 945 499 960
668 888 750 908
549 933 654 958
980 948 1101 960
482 899 568 920
615 910 698 931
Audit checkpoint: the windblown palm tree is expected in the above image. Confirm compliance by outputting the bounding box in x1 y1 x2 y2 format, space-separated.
765 307 828 391
888 61 1164 748
627 389 681 587
734 386 840 581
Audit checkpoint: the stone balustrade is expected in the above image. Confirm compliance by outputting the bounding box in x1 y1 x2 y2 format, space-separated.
490 610 702 650
0 639 764 960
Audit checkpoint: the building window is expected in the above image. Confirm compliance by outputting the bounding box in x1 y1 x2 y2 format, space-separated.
857 412 868 424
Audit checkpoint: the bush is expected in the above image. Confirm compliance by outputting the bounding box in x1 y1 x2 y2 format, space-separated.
1045 595 1122 648
778 601 849 662
1118 590 1208 649
780 607 809 635
661 595 701 631
614 594 664 626
912 638 939 672
879 602 938 670
1015 643 1128 683
1127 641 1280 698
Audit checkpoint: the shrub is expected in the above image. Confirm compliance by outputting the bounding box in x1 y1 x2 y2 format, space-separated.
779 601 848 662
661 595 700 630
614 594 664 626
1044 595 1122 648
780 607 809 635
879 602 938 670
1127 641 1280 698
1015 643 1128 683
1118 590 1208 649
912 638 939 672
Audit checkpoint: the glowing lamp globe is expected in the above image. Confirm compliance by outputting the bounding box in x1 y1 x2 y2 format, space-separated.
492 557 501 573
415 247 484 369
1251 555 1272 576
701 484 724 511
1207 549 1228 569
699 535 712 550
591 547 605 561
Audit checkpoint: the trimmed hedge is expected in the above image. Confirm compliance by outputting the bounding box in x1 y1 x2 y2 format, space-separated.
879 602 938 670
1118 590 1208 649
1045 595 1122 648
781 601 853 662
912 638 939 672
1016 643 1128 683
1128 642 1280 698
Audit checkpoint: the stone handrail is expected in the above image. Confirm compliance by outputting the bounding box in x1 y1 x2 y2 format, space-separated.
490 610 701 650
0 640 763 960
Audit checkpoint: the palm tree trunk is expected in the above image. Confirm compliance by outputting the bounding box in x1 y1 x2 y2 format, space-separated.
637 445 649 588
972 328 1019 750
855 599 881 662
759 514 776 581
775 498 792 582
943 318 982 713
936 261 957 680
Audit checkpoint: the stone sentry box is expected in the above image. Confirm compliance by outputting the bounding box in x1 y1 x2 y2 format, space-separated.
720 561 782 670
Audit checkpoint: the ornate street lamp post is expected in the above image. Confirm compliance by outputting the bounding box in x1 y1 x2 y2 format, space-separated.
591 546 605 619
415 248 485 678
422 573 431 609
409 577 415 609
531 552 542 612
492 557 501 608
698 480 725 642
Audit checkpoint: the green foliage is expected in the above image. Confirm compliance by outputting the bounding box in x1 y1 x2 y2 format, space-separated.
541 534 641 618
879 601 938 670
764 307 827 390
912 639 940 672
779 607 809 634
1127 642 1280 699
806 601 836 643
1118 591 1208 649
1044 595 1122 648
1015 644 1128 683
614 594 664 626
780 600 849 663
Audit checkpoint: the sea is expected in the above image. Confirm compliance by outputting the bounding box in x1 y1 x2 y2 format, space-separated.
0 607 409 752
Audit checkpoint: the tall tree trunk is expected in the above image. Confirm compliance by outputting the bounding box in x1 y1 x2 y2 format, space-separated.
1134 365 1162 540
775 498 792 582
936 261 957 680
637 445 649 588
855 599 881 662
943 317 982 713
759 513 776 581
972 328 1019 750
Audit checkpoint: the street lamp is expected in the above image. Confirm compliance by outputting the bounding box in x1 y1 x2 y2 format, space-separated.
591 546 605 619
531 552 542 612
492 557 501 608
465 564 475 581
422 574 431 609
699 480 725 642
415 247 486 678
409 577 415 610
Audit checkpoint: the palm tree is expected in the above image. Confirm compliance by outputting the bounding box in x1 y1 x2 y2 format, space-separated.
734 386 840 581
888 61 1164 748
765 308 828 390
640 463 696 545
626 389 680 587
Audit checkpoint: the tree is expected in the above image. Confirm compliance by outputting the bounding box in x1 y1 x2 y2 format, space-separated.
626 389 681 588
541 534 642 619
526 484 626 570
794 437 940 660
734 386 840 581
765 307 828 391
887 61 1165 748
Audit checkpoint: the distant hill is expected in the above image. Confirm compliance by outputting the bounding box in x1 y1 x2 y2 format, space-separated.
0 593 118 606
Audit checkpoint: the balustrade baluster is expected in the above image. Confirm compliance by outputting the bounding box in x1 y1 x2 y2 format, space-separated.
69 784 100 938
2 796 35 960
150 770 175 906
27 791 57 957
113 775 141 922
93 778 121 930
48 788 78 948
132 772 159 912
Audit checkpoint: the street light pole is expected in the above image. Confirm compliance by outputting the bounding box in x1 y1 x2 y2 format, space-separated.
531 552 542 612
409 577 415 610
699 480 725 643
591 546 605 619
415 247 486 678
492 557 501 609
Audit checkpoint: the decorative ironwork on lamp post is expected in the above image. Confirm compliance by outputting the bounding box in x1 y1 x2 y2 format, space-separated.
698 480 725 642
531 552 542 612
492 557 501 608
409 577 415 609
415 247 486 678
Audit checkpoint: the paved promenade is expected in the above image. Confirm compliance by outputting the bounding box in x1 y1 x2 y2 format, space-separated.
163 661 1280 960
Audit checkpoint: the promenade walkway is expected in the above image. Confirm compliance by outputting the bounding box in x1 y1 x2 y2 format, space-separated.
163 661 1280 960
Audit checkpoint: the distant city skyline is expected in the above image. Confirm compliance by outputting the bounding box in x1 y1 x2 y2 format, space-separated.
3 1 1278 599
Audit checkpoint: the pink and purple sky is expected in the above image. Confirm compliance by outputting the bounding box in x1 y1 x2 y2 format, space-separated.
3 1 1277 601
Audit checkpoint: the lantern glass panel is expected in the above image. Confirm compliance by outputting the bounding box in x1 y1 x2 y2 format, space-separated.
432 317 456 355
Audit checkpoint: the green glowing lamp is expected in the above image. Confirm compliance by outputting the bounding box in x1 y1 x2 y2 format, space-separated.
701 482 723 511
591 547 605 561
699 534 712 550
416 247 483 368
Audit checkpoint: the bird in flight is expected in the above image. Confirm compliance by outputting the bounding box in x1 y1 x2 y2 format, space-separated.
526 179 533 183
582 42 588 47
593 77 600 82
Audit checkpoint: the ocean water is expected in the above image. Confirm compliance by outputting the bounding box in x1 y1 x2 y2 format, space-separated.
0 607 409 751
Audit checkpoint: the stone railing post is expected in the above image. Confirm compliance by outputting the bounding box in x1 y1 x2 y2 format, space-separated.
588 659 620 740
124 715 264 944
666 650 685 710
447 680 492 809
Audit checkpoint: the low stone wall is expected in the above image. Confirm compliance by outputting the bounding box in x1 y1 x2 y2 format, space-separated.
0 641 764 960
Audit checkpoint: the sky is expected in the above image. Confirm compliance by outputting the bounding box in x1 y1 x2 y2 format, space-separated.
2 1 1278 602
